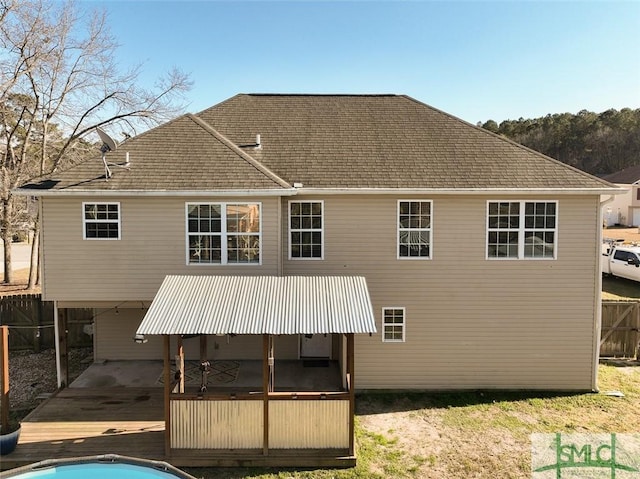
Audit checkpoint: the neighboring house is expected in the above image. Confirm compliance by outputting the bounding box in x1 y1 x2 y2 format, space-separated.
602 165 640 226
17 94 623 466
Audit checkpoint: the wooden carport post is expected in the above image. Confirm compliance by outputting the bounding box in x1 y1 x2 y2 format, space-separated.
176 336 184 393
200 335 207 365
163 335 171 457
347 333 355 456
262 334 270 456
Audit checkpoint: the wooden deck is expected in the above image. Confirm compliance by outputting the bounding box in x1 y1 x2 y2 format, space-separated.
1 387 165 471
1 386 356 470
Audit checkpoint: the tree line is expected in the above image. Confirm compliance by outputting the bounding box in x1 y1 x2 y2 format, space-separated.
1 0 191 286
479 108 640 176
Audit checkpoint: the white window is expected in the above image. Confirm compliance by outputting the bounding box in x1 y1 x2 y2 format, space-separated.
486 201 557 259
289 201 323 259
83 202 120 240
186 203 261 265
382 307 405 342
398 200 432 259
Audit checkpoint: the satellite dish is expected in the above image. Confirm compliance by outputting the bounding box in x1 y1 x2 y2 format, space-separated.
96 127 118 153
95 127 118 180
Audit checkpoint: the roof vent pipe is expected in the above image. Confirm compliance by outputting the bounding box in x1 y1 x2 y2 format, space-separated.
255 134 261 149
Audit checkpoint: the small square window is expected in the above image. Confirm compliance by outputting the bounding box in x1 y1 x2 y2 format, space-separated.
83 203 120 240
382 307 405 342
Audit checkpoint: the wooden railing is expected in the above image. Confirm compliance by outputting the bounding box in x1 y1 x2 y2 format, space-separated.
269 399 349 449
170 399 263 449
170 393 350 450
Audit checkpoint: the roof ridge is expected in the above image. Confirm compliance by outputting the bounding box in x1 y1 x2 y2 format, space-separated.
401 95 617 190
186 114 292 189
244 93 399 97
193 93 243 116
117 112 191 147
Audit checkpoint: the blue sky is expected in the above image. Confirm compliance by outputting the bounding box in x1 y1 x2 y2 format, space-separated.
85 1 640 124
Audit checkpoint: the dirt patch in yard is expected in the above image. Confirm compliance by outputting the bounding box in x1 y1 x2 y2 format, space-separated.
355 369 640 479
357 397 442 456
0 268 40 296
603 226 640 243
357 394 529 478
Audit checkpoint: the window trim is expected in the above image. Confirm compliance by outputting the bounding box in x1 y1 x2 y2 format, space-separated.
288 200 324 260
397 200 433 260
382 307 406 343
82 202 121 240
485 200 558 260
185 202 262 266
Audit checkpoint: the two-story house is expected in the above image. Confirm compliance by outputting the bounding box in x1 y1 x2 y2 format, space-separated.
602 165 640 226
17 94 621 466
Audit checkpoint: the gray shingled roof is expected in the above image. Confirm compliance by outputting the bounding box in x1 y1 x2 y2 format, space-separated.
20 114 290 192
602 164 640 184
20 94 617 193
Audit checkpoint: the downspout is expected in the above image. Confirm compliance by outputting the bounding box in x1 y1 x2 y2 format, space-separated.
592 195 616 391
277 197 283 277
53 301 62 388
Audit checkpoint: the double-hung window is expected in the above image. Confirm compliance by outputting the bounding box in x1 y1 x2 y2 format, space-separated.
486 201 557 259
382 307 405 342
186 203 261 265
289 201 323 259
83 202 120 240
398 200 432 259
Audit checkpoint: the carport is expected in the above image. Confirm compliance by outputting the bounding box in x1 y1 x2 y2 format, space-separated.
136 275 376 467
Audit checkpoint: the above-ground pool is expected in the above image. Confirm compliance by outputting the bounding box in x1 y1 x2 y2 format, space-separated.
1 455 196 479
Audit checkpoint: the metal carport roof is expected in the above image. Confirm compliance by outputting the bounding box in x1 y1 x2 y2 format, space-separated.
136 275 377 336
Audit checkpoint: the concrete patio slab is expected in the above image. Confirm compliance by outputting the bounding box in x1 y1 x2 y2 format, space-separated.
71 359 343 391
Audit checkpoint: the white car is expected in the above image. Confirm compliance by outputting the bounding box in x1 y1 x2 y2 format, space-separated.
602 240 640 283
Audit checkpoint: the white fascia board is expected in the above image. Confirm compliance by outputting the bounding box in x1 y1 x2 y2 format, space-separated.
13 188 299 197
294 187 628 196
15 186 626 197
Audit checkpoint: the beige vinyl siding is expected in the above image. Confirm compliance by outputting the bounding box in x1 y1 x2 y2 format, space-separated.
41 196 280 301
95 308 299 361
95 308 163 360
45 192 601 390
283 195 600 390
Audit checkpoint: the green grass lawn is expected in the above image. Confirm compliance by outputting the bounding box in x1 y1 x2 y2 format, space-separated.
183 362 640 479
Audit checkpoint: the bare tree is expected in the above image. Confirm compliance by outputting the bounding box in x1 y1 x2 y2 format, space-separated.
1 0 192 286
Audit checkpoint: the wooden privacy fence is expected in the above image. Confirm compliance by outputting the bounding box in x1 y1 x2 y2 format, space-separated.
0 294 93 351
600 301 640 359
